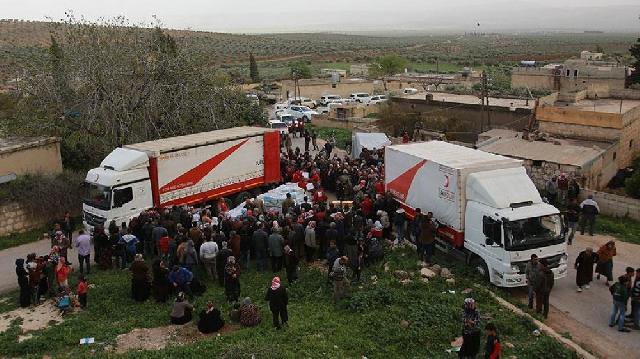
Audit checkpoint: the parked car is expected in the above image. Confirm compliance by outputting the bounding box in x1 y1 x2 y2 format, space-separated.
289 97 317 109
246 93 260 104
286 105 318 123
403 88 418 95
318 94 342 106
349 92 371 103
369 95 388 105
268 120 289 134
277 113 295 126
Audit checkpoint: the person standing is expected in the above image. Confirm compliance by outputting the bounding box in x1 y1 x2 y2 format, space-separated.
268 228 285 273
575 247 598 292
579 195 600 236
596 241 616 286
253 223 269 272
282 193 295 216
557 174 569 206
630 268 640 330
609 275 631 332
525 254 540 309
265 277 289 329
16 259 31 308
304 130 311 153
130 254 151 302
535 258 554 318
224 256 241 303
420 212 437 264
74 230 92 275
199 238 219 281
62 211 74 242
330 256 349 303
565 199 580 245
545 176 558 206
283 245 299 284
216 242 232 287
304 221 317 262
568 178 581 201
311 131 319 151
152 259 170 303
459 298 481 359
76 276 88 309
393 208 406 244
484 323 501 359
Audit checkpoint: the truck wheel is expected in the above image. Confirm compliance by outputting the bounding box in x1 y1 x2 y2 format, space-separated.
471 257 490 282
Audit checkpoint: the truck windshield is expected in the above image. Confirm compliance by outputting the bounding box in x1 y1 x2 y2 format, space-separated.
504 214 563 250
84 183 111 210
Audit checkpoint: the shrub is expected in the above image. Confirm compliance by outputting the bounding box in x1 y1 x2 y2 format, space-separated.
0 171 85 220
625 170 640 199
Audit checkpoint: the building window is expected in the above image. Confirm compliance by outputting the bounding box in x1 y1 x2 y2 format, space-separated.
574 69 579 77
566 69 570 77
613 152 617 160
631 139 634 148
532 160 543 167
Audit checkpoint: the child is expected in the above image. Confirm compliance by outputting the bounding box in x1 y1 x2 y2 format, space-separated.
485 323 501 359
56 287 71 315
77 276 88 309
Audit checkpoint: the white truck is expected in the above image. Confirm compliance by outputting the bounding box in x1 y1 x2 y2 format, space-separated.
385 141 568 287
83 127 281 232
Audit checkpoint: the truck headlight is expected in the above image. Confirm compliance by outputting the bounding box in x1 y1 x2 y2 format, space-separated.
511 264 520 273
559 254 568 265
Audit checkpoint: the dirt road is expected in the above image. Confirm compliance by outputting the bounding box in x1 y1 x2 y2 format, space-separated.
545 233 639 358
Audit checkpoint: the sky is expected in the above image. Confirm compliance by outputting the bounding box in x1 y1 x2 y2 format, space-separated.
2 0 640 33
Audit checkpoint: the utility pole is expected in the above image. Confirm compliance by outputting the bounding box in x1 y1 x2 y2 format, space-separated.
480 70 488 132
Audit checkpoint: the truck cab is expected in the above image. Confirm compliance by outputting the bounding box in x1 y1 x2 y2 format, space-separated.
83 148 153 233
462 167 568 287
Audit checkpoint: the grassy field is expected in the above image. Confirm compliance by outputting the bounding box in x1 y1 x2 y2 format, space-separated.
0 245 577 358
597 215 640 245
0 227 46 251
308 125 352 150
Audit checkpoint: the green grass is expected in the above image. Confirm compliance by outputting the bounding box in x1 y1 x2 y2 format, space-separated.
308 125 352 150
0 246 578 358
0 227 47 251
597 215 640 245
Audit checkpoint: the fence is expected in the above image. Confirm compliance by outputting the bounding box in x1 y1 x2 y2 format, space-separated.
580 189 640 221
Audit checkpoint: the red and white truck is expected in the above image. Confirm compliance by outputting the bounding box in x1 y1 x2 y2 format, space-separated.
385 141 568 287
83 127 280 231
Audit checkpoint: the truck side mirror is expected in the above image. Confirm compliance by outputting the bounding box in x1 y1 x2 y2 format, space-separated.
483 216 502 246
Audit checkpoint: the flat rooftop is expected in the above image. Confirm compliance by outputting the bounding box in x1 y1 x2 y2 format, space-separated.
478 129 613 167
403 92 535 110
0 137 59 155
553 98 640 114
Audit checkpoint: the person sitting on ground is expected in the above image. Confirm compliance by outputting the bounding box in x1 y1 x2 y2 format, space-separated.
197 301 225 334
169 265 193 297
170 292 193 325
56 287 72 315
239 297 261 327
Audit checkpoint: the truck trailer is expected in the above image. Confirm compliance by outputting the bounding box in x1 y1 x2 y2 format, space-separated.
83 127 281 231
385 141 567 287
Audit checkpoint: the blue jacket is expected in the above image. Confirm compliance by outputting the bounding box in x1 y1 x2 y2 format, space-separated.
169 267 193 285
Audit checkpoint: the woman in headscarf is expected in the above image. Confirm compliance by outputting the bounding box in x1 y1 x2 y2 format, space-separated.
181 239 198 271
169 292 193 325
595 241 616 286
53 231 70 262
152 259 170 303
265 277 289 329
16 259 31 308
224 256 241 303
130 254 151 302
197 301 225 334
239 297 261 327
459 298 481 359
55 257 72 289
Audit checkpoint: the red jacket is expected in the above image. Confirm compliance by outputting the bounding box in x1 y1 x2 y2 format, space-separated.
313 190 328 203
361 198 373 216
158 236 170 254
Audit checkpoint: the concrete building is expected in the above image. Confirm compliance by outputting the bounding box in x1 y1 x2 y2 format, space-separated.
478 129 617 190
320 68 347 77
0 137 63 179
390 92 535 133
511 52 629 94
350 64 370 77
279 78 379 101
536 91 640 171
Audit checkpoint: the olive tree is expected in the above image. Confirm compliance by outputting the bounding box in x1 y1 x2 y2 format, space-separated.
6 15 265 169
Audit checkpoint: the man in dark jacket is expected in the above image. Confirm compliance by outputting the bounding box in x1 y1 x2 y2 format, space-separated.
265 277 288 329
215 242 232 287
565 199 580 245
252 224 269 273
535 258 554 318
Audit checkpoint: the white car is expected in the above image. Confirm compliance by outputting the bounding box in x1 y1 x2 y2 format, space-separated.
349 92 371 103
403 88 418 95
246 93 260 104
268 120 289 134
286 105 318 123
289 97 317 109
369 95 388 105
318 94 342 106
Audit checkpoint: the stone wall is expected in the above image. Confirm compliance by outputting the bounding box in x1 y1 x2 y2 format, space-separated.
0 202 48 237
580 189 640 221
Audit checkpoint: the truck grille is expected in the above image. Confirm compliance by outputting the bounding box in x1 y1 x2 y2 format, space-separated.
84 211 106 227
513 253 563 274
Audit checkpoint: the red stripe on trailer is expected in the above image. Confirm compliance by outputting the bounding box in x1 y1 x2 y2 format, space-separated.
160 177 264 207
148 157 160 208
386 159 427 202
263 131 281 183
159 139 249 194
